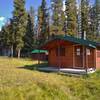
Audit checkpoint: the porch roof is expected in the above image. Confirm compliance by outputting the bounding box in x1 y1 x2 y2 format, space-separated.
31 49 48 54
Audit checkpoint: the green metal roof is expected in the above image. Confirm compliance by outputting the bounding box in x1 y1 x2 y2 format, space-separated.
31 49 48 54
43 35 100 48
56 35 98 48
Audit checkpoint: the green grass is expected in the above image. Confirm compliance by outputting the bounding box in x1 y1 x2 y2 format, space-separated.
0 57 100 100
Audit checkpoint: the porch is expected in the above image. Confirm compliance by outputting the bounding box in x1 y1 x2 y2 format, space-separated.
38 67 96 75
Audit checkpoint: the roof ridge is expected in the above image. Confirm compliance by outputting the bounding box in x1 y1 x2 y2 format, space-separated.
51 35 99 48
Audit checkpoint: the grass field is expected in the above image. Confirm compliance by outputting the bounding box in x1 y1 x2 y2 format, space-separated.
0 57 100 100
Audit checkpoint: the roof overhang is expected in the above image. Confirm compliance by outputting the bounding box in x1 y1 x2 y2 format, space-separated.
41 35 98 50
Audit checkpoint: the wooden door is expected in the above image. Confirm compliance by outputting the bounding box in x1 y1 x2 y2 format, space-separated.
74 46 84 68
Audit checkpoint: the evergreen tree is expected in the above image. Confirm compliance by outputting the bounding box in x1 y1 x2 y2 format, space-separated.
81 0 90 39
0 25 9 56
1 24 10 48
0 19 14 56
37 0 49 45
51 0 65 35
77 4 82 38
88 5 97 41
95 0 100 36
8 19 15 57
41 0 50 41
24 6 35 53
13 0 27 58
88 0 100 42
65 0 77 36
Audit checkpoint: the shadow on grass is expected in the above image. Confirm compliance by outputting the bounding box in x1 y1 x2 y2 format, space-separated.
18 63 86 77
18 62 51 73
18 62 99 77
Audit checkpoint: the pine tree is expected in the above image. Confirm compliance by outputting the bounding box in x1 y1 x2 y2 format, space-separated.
77 1 82 38
1 24 10 48
41 0 50 41
0 19 14 56
24 6 35 53
88 5 97 41
37 0 49 45
95 0 100 36
51 0 65 35
13 0 27 58
88 0 100 42
65 0 77 36
8 19 15 57
81 0 90 39
0 25 9 56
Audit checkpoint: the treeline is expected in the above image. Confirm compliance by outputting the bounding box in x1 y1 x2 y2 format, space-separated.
0 0 100 58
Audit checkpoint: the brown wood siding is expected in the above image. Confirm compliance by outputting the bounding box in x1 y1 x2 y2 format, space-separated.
87 49 95 68
32 54 48 61
96 50 100 69
49 45 73 68
47 40 96 69
82 48 95 69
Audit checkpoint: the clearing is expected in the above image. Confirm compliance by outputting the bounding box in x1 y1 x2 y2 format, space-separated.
0 57 100 100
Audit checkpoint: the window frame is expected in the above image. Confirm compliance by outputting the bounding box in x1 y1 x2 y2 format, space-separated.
76 48 81 56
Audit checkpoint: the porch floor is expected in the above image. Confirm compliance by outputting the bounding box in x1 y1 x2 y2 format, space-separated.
38 67 96 74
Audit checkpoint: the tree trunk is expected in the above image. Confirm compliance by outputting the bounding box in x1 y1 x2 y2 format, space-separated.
11 45 13 57
17 49 21 59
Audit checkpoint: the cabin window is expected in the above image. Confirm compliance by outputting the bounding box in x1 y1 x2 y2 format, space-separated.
76 48 81 56
56 46 65 56
86 49 91 56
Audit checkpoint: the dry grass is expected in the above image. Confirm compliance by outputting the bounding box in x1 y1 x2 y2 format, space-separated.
0 57 100 100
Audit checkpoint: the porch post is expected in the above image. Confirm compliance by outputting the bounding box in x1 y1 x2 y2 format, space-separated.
86 48 88 73
82 46 85 69
73 45 75 68
94 49 96 69
58 41 60 72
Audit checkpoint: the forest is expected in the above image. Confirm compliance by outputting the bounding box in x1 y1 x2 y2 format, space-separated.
0 0 100 58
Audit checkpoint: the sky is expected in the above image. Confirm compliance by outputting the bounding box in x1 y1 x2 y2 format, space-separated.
0 0 95 30
0 0 50 30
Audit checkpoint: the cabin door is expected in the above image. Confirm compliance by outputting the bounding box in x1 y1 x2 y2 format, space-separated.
74 46 84 68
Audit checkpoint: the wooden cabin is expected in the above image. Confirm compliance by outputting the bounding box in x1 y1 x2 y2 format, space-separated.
41 35 100 72
31 49 48 61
